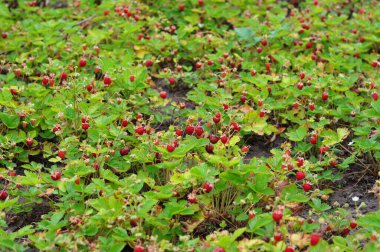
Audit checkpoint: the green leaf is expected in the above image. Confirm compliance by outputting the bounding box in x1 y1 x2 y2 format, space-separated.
286 126 307 142
0 112 19 129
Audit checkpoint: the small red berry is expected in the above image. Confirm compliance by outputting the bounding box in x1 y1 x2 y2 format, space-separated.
303 183 313 192
272 210 283 223
0 190 8 200
205 144 214 154
309 102 315 111
187 193 197 203
220 135 228 144
135 127 145 135
79 58 87 67
169 77 176 85
1 32 7 39
160 91 167 99
145 59 153 67
310 234 320 246
297 157 304 167
26 138 33 147
120 147 130 156
372 92 378 101
322 91 329 101
296 171 305 180
51 171 62 181
350 222 357 229
104 75 112 86
167 144 175 152
58 150 65 159
203 182 214 193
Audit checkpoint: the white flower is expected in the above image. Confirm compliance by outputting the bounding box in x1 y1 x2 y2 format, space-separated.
352 196 359 202
348 141 354 146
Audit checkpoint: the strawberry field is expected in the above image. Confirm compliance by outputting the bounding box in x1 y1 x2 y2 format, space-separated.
0 0 380 251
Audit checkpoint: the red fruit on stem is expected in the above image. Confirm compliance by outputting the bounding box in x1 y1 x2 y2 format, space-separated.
297 157 304 167
121 119 129 127
274 232 282 242
213 115 221 123
167 144 175 152
0 190 8 200
296 171 305 180
79 58 87 67
134 245 144 252
58 150 65 159
104 75 112 86
179 4 185 11
220 135 228 144
42 76 49 85
203 182 214 193
120 147 130 156
350 222 357 229
241 146 249 152
309 102 315 111
51 171 62 181
135 127 145 135
322 91 329 101
303 183 313 192
261 39 268 46
60 71 67 80
1 32 7 39
372 92 378 101
82 123 89 130
257 47 263 53
26 138 33 147
272 210 283 223
145 59 153 67
160 91 167 99
310 234 320 246
130 75 135 82
205 144 214 153
185 125 194 135
169 77 176 85
285 247 295 252
297 82 304 90
187 193 197 203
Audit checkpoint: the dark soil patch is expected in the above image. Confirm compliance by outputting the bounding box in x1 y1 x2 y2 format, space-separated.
6 199 52 232
152 77 197 109
242 134 285 163
328 165 378 214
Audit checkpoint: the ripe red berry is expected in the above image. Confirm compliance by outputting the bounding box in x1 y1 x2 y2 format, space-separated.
86 84 93 92
145 59 152 67
297 157 304 167
58 150 65 159
195 62 202 69
134 245 144 252
300 72 305 79
285 247 295 252
213 247 225 252
322 91 329 101
51 171 62 181
258 99 263 106
207 60 213 66
104 75 112 86
341 228 350 236
0 190 8 200
1 32 7 39
198 0 204 6
203 181 214 193
248 211 255 219
296 171 305 180
220 135 228 144
169 77 176 85
185 125 194 135
179 4 185 11
120 147 130 156
251 69 256 76
82 123 89 130
104 9 109 16
372 92 378 101
272 210 283 223
60 71 67 80
309 102 315 111
257 47 263 53
167 144 175 152
42 76 49 85
130 75 135 82
240 95 247 103
241 146 249 152
213 115 221 124
350 221 357 229
135 127 145 135
303 183 313 192
26 138 33 147
310 234 320 246
297 82 304 90
259 110 265 118
293 102 299 109
265 63 271 71
274 232 282 242
79 58 87 67
306 42 312 49
371 61 378 68
121 119 129 127
261 39 268 46
310 136 317 144
187 193 197 203
160 91 167 99
195 126 203 136
75 179 80 185
209 134 219 144
205 144 214 153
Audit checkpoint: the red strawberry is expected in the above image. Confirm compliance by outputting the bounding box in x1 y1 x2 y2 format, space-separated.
209 134 219 144
0 190 8 200
58 150 65 159
185 125 195 135
272 210 283 223
248 211 255 219
176 129 182 136
130 75 135 82
169 77 175 85
121 119 129 127
303 183 313 192
79 58 87 67
241 146 249 152
297 157 304 167
82 123 89 130
240 95 247 103
167 144 175 152
178 4 185 11
273 232 282 241
251 69 256 76
259 110 265 118
257 47 263 53
309 102 315 111
322 91 329 101
310 234 320 246
213 115 221 124
205 144 214 153
310 135 317 144
261 39 268 46
60 71 67 80
297 82 304 90
220 135 228 144
195 126 203 136
296 171 305 180
120 147 130 156
265 63 271 71
285 247 294 252
187 193 197 203
26 138 33 147
160 91 167 99
134 245 144 252
1 32 7 39
350 221 357 229
203 182 214 193
372 92 378 101
104 75 112 86
135 127 145 135
300 72 305 79
42 76 49 85
51 170 62 181
145 59 153 67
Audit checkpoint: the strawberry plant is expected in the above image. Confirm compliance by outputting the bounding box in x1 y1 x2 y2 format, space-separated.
0 0 379 251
